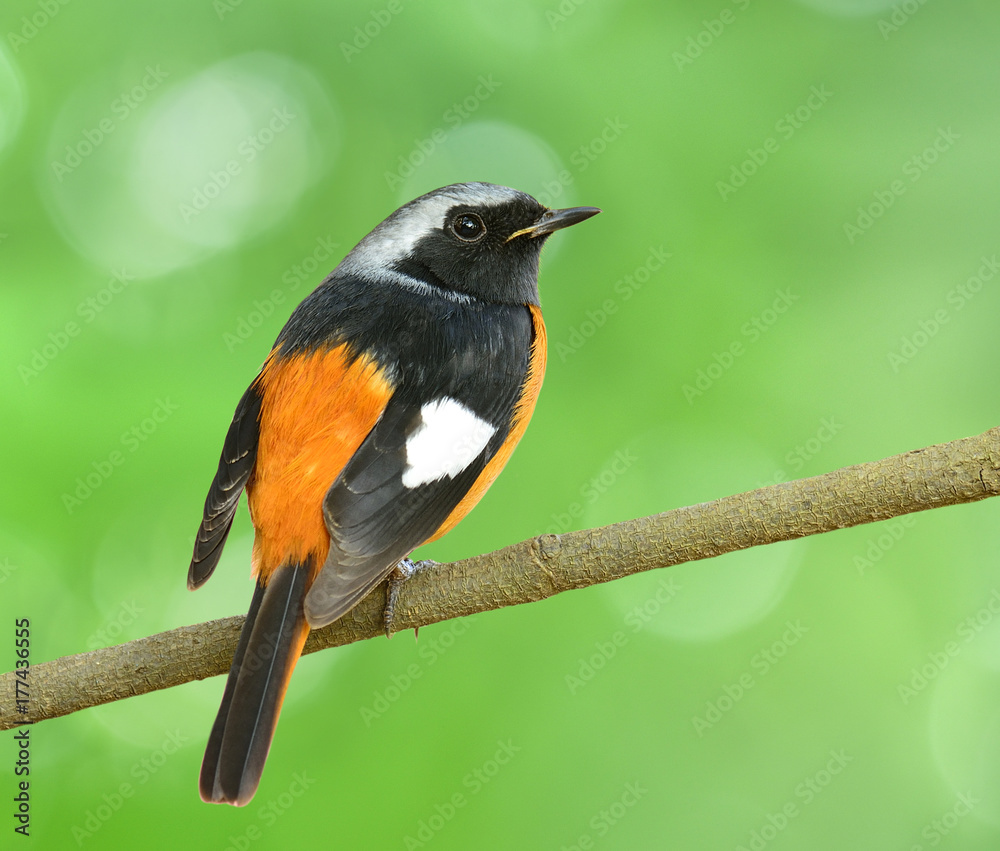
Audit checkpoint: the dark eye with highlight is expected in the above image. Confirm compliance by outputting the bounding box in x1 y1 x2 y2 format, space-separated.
451 213 485 241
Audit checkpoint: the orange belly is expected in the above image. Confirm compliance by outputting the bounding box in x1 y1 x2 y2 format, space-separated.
247 345 393 580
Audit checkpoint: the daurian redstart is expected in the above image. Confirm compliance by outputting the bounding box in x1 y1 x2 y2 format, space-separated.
188 182 599 805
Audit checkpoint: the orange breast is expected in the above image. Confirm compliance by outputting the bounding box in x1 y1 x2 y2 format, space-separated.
247 345 393 580
427 304 547 543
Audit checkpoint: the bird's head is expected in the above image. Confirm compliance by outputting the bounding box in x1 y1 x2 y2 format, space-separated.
338 182 600 305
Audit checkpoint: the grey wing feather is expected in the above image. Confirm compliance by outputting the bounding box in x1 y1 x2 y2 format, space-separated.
188 382 263 590
302 396 491 627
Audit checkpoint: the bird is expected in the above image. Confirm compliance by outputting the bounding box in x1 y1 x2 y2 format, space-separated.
187 181 599 806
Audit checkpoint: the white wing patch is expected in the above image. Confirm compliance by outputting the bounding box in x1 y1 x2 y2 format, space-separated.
402 397 496 489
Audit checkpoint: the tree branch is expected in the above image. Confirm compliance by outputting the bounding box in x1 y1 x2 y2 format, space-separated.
3 427 998 731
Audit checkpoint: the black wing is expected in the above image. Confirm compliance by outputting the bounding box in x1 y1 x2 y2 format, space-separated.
303 302 534 627
188 382 263 590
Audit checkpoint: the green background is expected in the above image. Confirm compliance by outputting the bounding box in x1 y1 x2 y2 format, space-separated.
3 0 1000 848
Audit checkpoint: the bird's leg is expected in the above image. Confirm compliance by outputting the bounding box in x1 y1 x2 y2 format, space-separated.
384 558 437 638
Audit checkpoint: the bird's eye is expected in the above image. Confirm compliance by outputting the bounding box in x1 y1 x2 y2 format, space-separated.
451 213 485 242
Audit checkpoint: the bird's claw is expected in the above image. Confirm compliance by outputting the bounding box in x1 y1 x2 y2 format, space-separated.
383 558 436 638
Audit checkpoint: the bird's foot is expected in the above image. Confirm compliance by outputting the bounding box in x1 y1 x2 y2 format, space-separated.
384 558 436 639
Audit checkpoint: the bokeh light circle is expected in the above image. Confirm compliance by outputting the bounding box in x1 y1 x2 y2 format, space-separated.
42 52 339 278
928 612 1000 826
587 427 803 642
394 119 569 207
0 44 27 160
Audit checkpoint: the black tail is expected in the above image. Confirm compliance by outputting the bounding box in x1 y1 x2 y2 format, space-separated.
199 563 310 806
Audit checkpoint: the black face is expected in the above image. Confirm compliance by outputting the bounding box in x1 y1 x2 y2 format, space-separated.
395 197 552 306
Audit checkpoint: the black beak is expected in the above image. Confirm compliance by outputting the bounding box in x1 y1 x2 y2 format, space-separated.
508 205 601 241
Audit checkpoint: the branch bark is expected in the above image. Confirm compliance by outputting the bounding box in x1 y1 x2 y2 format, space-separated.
3 426 998 732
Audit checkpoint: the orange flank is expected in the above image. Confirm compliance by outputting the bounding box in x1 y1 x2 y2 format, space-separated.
429 304 547 542
248 344 394 580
